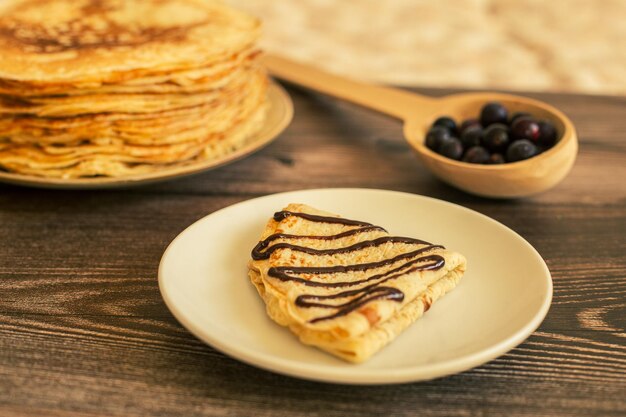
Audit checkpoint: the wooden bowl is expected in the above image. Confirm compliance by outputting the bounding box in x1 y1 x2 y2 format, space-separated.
403 93 578 198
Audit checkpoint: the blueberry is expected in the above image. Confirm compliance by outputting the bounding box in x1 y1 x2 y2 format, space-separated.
482 123 510 153
487 153 506 164
459 118 481 136
425 126 451 151
438 137 464 160
462 146 490 164
460 126 483 148
537 120 557 148
480 102 508 126
511 118 540 142
506 139 538 162
509 112 532 125
432 116 457 134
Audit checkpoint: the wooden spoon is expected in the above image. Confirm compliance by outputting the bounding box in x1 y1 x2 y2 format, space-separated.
264 54 577 198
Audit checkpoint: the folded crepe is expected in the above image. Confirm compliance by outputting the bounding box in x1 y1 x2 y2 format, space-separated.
248 203 467 363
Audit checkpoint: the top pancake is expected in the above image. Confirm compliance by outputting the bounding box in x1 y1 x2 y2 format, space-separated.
0 0 260 83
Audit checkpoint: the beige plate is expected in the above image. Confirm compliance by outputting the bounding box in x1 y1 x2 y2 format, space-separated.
159 188 552 383
0 83 293 189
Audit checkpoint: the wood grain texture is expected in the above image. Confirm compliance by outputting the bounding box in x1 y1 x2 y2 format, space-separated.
1 86 625 417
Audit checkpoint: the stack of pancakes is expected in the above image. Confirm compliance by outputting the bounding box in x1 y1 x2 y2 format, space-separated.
0 0 268 178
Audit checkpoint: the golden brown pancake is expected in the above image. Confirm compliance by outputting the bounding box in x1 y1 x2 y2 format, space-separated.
0 47 260 96
0 0 260 83
249 204 467 363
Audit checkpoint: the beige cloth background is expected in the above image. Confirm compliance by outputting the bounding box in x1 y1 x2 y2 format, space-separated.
227 0 626 95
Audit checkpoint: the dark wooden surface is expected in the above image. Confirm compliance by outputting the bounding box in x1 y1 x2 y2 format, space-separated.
1 85 625 417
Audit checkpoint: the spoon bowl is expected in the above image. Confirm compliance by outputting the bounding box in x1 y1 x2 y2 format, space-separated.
265 54 577 198
403 92 577 198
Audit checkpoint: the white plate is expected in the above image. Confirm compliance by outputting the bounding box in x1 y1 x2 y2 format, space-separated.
158 188 552 384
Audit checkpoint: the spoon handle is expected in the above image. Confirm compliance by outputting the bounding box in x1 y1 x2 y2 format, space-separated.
264 54 435 121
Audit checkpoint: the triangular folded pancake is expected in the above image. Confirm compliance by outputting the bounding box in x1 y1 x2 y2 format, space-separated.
248 203 467 363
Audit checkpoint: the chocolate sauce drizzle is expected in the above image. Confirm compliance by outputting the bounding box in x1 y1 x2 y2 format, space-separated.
272 210 374 226
251 210 446 323
251 225 386 260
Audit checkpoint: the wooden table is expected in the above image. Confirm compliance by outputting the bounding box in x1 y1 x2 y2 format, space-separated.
1 86 625 417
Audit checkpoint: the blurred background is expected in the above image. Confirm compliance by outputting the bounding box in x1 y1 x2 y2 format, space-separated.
227 0 626 96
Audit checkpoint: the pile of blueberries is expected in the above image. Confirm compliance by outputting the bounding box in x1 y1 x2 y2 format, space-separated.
425 102 558 164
